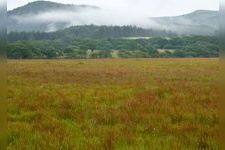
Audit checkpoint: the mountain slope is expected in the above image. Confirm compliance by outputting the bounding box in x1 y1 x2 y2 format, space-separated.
7 1 219 35
7 1 100 32
149 10 219 35
8 1 99 15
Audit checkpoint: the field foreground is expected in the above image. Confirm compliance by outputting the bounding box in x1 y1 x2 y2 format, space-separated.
7 59 218 149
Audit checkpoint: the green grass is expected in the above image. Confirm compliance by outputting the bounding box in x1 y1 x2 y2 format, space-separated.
7 58 219 149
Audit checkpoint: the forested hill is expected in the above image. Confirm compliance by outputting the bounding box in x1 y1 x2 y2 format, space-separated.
149 10 219 35
8 1 218 35
8 1 99 15
7 1 100 32
8 25 176 42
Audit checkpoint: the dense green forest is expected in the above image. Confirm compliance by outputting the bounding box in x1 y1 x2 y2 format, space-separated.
7 36 218 59
8 25 176 42
7 25 218 59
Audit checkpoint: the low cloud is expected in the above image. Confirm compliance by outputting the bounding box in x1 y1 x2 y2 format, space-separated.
9 6 218 35
11 8 159 32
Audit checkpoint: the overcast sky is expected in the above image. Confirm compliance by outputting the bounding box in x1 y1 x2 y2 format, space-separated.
7 0 218 17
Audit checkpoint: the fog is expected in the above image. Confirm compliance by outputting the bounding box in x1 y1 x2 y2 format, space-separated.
8 0 219 17
9 6 218 34
10 7 158 32
8 0 219 34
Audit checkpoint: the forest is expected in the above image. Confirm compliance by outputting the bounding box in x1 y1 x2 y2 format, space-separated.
7 25 219 59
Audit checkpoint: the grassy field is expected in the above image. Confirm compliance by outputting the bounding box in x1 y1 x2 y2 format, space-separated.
7 58 218 149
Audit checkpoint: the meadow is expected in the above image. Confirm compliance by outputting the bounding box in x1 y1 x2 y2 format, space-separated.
7 58 218 149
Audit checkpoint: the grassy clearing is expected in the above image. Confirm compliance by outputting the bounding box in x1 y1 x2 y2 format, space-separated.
7 58 218 149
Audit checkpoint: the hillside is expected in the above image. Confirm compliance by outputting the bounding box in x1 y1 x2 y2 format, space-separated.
7 1 100 32
8 1 99 15
7 1 218 35
150 10 219 35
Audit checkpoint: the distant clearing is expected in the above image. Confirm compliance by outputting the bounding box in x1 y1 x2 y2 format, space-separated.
122 37 152 40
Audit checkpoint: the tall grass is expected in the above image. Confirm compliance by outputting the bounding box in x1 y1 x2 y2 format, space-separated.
7 59 218 149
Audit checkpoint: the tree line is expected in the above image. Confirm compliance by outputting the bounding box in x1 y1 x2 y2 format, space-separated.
7 36 219 59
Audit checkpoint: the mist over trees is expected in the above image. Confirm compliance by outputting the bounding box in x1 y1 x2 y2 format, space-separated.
7 1 219 59
8 1 218 35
